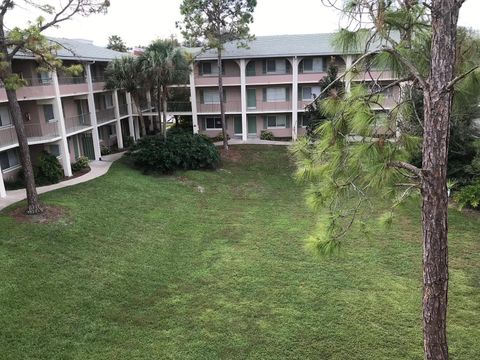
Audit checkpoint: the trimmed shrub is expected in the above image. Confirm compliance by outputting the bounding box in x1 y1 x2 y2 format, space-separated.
36 151 64 184
260 130 275 140
454 181 480 210
72 156 90 173
101 144 112 156
211 132 230 143
129 132 220 173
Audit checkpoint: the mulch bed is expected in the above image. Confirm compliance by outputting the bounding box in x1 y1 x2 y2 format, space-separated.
9 205 69 224
67 167 91 181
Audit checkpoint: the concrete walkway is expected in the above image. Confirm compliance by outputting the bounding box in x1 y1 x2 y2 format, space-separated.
214 139 293 146
0 152 125 211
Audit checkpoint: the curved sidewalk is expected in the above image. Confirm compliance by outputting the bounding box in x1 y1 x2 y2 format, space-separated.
0 152 124 211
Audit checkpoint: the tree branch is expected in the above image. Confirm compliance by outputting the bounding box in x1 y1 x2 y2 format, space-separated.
388 160 422 178
444 65 480 91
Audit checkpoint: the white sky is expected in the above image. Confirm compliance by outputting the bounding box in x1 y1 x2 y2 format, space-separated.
4 0 480 47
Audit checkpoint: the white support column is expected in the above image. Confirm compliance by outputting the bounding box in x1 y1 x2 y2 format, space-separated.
113 90 124 149
240 59 248 142
189 66 199 134
51 70 73 177
0 164 6 198
126 92 136 140
292 57 299 141
86 64 102 160
345 55 354 95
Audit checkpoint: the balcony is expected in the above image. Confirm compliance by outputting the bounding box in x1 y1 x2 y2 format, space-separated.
246 73 293 85
0 122 59 149
197 101 242 114
96 108 116 124
59 76 88 96
92 75 106 92
0 77 55 102
298 71 327 83
165 102 192 113
354 70 395 82
65 113 92 134
195 75 241 87
119 103 129 117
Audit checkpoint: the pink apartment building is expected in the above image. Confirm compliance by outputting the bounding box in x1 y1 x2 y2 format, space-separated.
184 33 399 140
0 38 146 198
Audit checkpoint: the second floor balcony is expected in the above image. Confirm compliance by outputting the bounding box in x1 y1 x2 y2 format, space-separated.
0 122 59 149
65 113 92 134
0 77 56 102
96 108 116 124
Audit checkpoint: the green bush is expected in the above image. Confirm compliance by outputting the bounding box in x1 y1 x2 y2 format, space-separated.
123 136 135 148
129 132 220 173
36 151 64 184
211 132 230 143
101 144 112 156
72 156 90 173
260 130 275 140
454 181 480 210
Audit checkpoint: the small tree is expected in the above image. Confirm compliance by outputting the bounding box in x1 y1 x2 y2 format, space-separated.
105 56 147 136
140 39 191 138
178 0 257 150
0 0 109 215
106 35 127 52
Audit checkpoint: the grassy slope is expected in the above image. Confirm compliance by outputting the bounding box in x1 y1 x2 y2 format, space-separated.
0 145 478 360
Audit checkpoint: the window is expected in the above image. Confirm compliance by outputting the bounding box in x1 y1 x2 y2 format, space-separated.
43 104 55 122
37 72 51 85
0 107 12 127
201 62 212 75
266 59 276 73
299 114 311 128
246 61 256 76
205 117 222 130
48 144 60 157
267 115 286 129
108 125 117 136
266 87 287 102
302 59 313 72
203 89 220 104
0 149 19 170
105 94 114 108
301 86 321 100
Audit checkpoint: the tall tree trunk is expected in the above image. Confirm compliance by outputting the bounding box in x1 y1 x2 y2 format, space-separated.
132 93 147 137
217 48 228 150
156 81 163 133
5 87 42 215
421 1 461 359
161 85 168 139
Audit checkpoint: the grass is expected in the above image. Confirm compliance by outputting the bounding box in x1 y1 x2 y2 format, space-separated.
0 145 479 359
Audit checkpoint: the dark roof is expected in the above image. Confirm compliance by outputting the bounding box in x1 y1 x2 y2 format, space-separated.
14 38 124 62
194 33 353 60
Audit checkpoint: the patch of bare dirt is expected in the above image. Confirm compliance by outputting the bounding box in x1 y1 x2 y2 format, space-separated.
67 167 91 180
9 205 69 224
220 147 243 162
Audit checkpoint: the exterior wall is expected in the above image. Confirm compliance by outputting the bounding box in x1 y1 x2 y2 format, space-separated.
246 85 293 112
197 87 242 113
194 60 241 87
198 115 240 138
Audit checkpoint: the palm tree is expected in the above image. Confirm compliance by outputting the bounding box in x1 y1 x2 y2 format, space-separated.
140 39 190 138
105 56 147 137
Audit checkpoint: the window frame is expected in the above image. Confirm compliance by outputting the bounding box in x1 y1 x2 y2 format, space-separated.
205 117 223 130
43 104 56 123
203 89 221 104
266 87 287 102
0 149 20 171
266 115 287 129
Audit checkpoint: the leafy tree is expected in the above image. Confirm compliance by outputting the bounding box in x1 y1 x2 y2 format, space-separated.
293 1 479 358
105 56 147 136
139 39 190 138
0 0 109 215
106 35 127 52
177 0 257 150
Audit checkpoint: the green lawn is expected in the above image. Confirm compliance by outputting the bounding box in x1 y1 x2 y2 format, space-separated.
0 145 479 359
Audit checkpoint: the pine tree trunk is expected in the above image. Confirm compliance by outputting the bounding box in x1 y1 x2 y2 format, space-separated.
421 1 461 359
5 88 42 215
217 49 228 150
